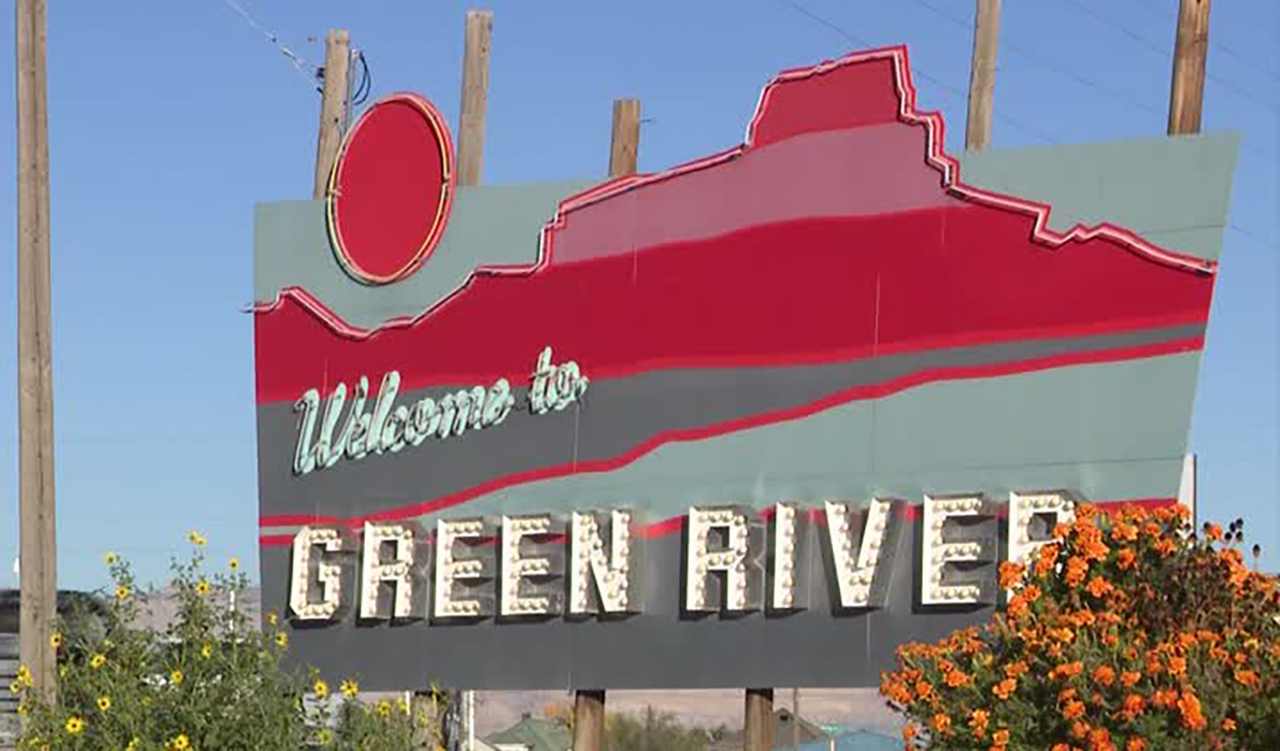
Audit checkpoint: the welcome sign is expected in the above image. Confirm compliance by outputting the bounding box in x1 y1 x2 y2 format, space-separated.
252 47 1237 690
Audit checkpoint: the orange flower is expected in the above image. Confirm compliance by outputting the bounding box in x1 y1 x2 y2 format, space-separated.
1120 670 1141 688
992 678 1017 700
1085 577 1113 598
1005 661 1030 679
1222 718 1237 732
1049 628 1076 644
1155 538 1177 557
1120 694 1145 721
992 729 1010 746
903 724 918 742
998 561 1025 589
1168 655 1187 677
932 713 951 735
1092 665 1115 687
1036 544 1060 577
914 680 934 701
1007 596 1029 620
1052 661 1084 680
1023 585 1042 603
1063 699 1086 720
1177 691 1207 731
944 669 970 688
1053 745 1072 751
1205 523 1223 541
969 709 989 740
1110 522 1138 542
1065 557 1089 587
1116 548 1137 570
1126 739 1147 751
1089 727 1113 751
1234 668 1260 688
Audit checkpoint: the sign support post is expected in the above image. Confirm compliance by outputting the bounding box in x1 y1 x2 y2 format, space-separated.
15 0 58 703
1168 0 1211 135
744 688 774 751
313 29 351 200
457 10 492 187
965 0 1001 152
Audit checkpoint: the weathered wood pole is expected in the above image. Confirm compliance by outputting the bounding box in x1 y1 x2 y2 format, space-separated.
15 0 58 702
457 10 492 186
313 29 351 200
1168 0 1211 135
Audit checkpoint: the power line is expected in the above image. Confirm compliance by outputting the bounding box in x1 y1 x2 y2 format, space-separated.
218 0 321 92
1129 0 1280 84
909 0 1166 120
773 0 1058 144
908 0 1274 161
1229 223 1279 250
1058 0 1278 113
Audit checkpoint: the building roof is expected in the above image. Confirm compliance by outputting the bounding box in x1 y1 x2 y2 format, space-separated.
484 714 571 751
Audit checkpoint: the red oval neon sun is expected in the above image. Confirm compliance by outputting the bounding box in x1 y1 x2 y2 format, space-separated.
326 93 455 285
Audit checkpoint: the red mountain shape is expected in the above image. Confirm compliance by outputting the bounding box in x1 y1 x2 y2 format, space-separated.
254 46 1214 405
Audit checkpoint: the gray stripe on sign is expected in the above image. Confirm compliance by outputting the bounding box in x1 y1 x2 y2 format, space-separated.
256 323 1202 520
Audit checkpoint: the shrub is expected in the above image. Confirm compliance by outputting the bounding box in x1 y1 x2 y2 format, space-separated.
880 504 1280 750
13 534 446 750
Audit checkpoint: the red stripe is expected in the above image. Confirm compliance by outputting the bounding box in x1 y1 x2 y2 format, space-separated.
255 208 1211 403
258 335 1201 538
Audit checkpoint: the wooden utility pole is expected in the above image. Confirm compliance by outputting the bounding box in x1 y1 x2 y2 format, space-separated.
571 689 605 751
608 99 641 177
744 688 775 751
965 0 1002 152
313 29 351 200
457 10 492 186
1168 0 1211 135
15 0 58 702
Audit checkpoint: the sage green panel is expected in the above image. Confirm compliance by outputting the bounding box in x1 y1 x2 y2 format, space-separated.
958 132 1240 260
871 350 1200 474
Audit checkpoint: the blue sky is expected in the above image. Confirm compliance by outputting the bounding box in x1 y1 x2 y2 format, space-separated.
0 0 1275 590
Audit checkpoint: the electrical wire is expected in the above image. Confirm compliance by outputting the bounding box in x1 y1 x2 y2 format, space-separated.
1058 0 1278 113
773 0 1058 144
351 50 372 106
907 0 1274 161
1129 0 1280 84
218 0 321 92
909 0 1167 120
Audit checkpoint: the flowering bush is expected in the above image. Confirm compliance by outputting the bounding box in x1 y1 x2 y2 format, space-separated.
13 535 446 750
881 504 1280 750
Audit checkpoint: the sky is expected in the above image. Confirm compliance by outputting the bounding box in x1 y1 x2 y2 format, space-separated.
0 0 1275 591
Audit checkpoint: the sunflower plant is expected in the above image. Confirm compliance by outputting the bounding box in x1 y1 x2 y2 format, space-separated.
881 504 1280 750
14 536 447 750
